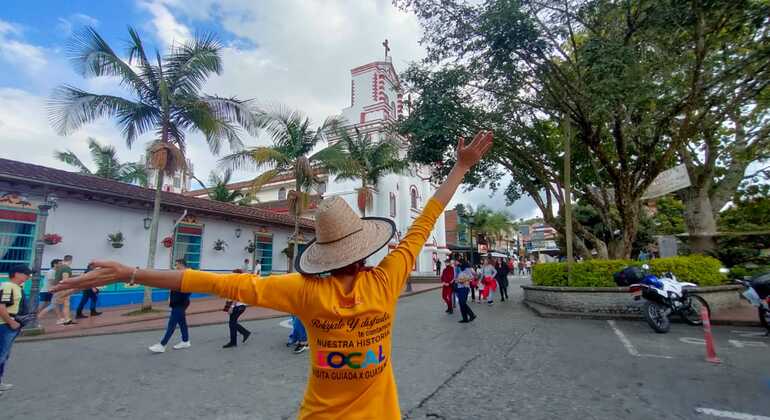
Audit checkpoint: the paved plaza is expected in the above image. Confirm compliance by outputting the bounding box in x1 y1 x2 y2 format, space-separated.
4 276 770 420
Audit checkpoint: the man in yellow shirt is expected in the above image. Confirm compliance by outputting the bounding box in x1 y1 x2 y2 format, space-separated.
53 131 493 419
0 264 31 394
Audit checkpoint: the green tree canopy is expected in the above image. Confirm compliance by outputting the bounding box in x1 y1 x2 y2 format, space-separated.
55 137 148 186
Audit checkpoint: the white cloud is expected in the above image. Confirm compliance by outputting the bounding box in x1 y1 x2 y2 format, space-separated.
56 13 100 36
138 0 192 48
0 19 47 74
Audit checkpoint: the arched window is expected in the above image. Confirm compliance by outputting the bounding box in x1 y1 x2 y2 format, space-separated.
389 193 397 218
278 187 286 200
410 186 418 209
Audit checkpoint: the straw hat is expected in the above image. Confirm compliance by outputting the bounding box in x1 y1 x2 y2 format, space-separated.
296 196 395 275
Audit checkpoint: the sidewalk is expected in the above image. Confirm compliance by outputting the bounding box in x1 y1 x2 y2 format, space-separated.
20 283 442 342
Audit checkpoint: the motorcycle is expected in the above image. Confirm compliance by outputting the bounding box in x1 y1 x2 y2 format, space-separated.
615 265 710 333
734 273 770 336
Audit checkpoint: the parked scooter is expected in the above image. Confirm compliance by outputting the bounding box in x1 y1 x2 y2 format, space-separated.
615 265 710 333
734 273 770 336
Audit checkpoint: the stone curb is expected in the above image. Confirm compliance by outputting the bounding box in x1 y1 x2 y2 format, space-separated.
17 284 442 343
523 300 762 327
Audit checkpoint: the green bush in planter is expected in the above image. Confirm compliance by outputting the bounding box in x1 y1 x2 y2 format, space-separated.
531 255 725 288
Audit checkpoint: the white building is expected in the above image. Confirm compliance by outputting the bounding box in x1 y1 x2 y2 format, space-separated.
0 158 312 307
187 55 449 273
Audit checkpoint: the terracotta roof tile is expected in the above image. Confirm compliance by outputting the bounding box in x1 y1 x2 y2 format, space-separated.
0 158 313 230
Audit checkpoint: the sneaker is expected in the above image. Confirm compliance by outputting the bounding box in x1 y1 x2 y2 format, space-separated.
0 383 13 391
173 341 191 350
75 313 87 319
90 311 102 316
55 319 66 325
222 342 236 349
242 331 251 343
286 340 297 347
62 319 77 325
293 343 308 354
487 301 494 305
459 319 470 323
469 314 477 323
148 343 166 353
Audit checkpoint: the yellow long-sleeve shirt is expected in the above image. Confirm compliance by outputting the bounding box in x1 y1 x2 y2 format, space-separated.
181 198 445 420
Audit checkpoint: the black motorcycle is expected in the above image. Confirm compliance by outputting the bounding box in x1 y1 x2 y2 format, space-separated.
735 273 770 335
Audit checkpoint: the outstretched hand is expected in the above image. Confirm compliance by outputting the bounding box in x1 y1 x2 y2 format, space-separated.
50 260 134 293
456 130 493 170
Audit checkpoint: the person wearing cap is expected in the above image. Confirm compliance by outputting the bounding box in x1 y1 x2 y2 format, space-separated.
0 264 31 394
51 131 493 420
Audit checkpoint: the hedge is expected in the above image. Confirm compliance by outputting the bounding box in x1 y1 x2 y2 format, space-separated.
531 255 726 288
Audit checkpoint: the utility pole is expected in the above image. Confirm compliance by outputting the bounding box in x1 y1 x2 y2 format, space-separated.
563 118 574 280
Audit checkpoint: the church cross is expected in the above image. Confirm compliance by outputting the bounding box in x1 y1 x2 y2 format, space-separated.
382 39 390 57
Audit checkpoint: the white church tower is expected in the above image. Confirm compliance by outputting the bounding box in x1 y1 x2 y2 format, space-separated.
325 41 449 273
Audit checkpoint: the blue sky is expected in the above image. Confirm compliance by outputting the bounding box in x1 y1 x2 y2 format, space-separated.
0 0 540 219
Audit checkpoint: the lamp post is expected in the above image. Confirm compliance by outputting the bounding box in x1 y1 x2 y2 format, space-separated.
25 196 56 334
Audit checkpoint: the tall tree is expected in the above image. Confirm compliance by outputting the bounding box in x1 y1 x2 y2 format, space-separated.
55 137 148 186
49 26 258 309
397 0 770 258
221 107 337 271
191 169 245 203
316 125 408 216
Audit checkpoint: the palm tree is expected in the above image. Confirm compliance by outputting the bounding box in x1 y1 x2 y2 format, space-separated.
191 169 245 203
48 26 258 309
221 107 337 272
316 125 407 216
482 211 516 252
55 137 148 186
457 204 493 263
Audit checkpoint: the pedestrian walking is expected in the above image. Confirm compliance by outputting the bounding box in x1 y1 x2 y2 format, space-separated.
148 259 192 353
76 263 102 319
222 269 251 348
496 259 510 302
242 258 251 272
52 130 492 420
36 259 61 315
287 315 308 354
480 259 498 305
0 264 32 395
440 259 455 314
525 259 532 275
435 258 441 276
469 264 480 303
455 262 477 323
253 259 262 275
52 255 76 325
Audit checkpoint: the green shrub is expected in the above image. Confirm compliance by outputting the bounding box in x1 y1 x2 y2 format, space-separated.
531 255 726 287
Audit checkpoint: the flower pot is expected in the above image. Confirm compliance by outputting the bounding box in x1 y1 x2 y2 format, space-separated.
111 242 124 249
214 246 224 251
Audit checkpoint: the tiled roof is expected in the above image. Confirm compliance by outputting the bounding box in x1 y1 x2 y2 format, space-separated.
253 195 322 213
185 168 328 197
0 158 314 230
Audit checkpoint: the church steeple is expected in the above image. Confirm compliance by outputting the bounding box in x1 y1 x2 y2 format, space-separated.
340 45 403 126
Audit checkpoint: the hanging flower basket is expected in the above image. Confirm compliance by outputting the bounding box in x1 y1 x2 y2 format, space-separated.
162 236 174 248
213 239 228 251
245 240 257 254
107 232 124 248
44 233 62 245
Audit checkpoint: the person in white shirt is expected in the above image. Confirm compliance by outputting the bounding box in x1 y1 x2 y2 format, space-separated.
37 259 64 320
253 259 262 276
222 269 251 348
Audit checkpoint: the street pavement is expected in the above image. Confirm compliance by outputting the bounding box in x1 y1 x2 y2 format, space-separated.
3 276 769 419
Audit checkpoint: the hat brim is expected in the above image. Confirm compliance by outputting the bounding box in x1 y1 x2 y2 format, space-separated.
295 217 396 275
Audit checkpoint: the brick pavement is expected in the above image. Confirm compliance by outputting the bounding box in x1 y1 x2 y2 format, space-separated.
21 283 442 341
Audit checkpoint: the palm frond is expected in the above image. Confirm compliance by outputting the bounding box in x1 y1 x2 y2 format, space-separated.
255 105 307 149
165 33 222 95
48 86 157 147
201 95 260 137
118 162 149 186
218 147 290 172
125 26 159 97
68 26 151 99
54 150 92 174
246 169 281 196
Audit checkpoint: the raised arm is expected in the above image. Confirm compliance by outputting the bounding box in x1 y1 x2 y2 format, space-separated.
52 261 306 314
376 131 493 296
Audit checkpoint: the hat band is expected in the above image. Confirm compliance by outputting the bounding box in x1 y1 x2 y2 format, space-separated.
316 227 364 245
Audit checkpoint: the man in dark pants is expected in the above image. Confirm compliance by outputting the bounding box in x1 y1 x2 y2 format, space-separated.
496 259 510 302
222 269 251 348
149 259 191 353
76 263 102 319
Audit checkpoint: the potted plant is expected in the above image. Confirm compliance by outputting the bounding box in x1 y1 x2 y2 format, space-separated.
245 240 256 254
213 239 228 251
162 236 174 248
44 233 62 245
107 232 124 248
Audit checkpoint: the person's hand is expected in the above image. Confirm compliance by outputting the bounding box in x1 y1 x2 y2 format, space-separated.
8 319 20 330
456 130 493 171
50 260 133 293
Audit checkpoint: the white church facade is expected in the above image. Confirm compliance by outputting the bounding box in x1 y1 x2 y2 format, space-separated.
188 54 449 274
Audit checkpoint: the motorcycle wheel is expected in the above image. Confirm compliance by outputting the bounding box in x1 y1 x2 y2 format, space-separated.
680 295 710 326
643 301 670 333
759 307 769 332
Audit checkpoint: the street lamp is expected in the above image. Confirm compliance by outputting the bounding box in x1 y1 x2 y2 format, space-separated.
26 194 57 334
235 227 242 238
143 217 152 230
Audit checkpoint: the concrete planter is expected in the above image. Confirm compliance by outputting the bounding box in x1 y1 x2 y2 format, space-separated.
521 284 743 315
